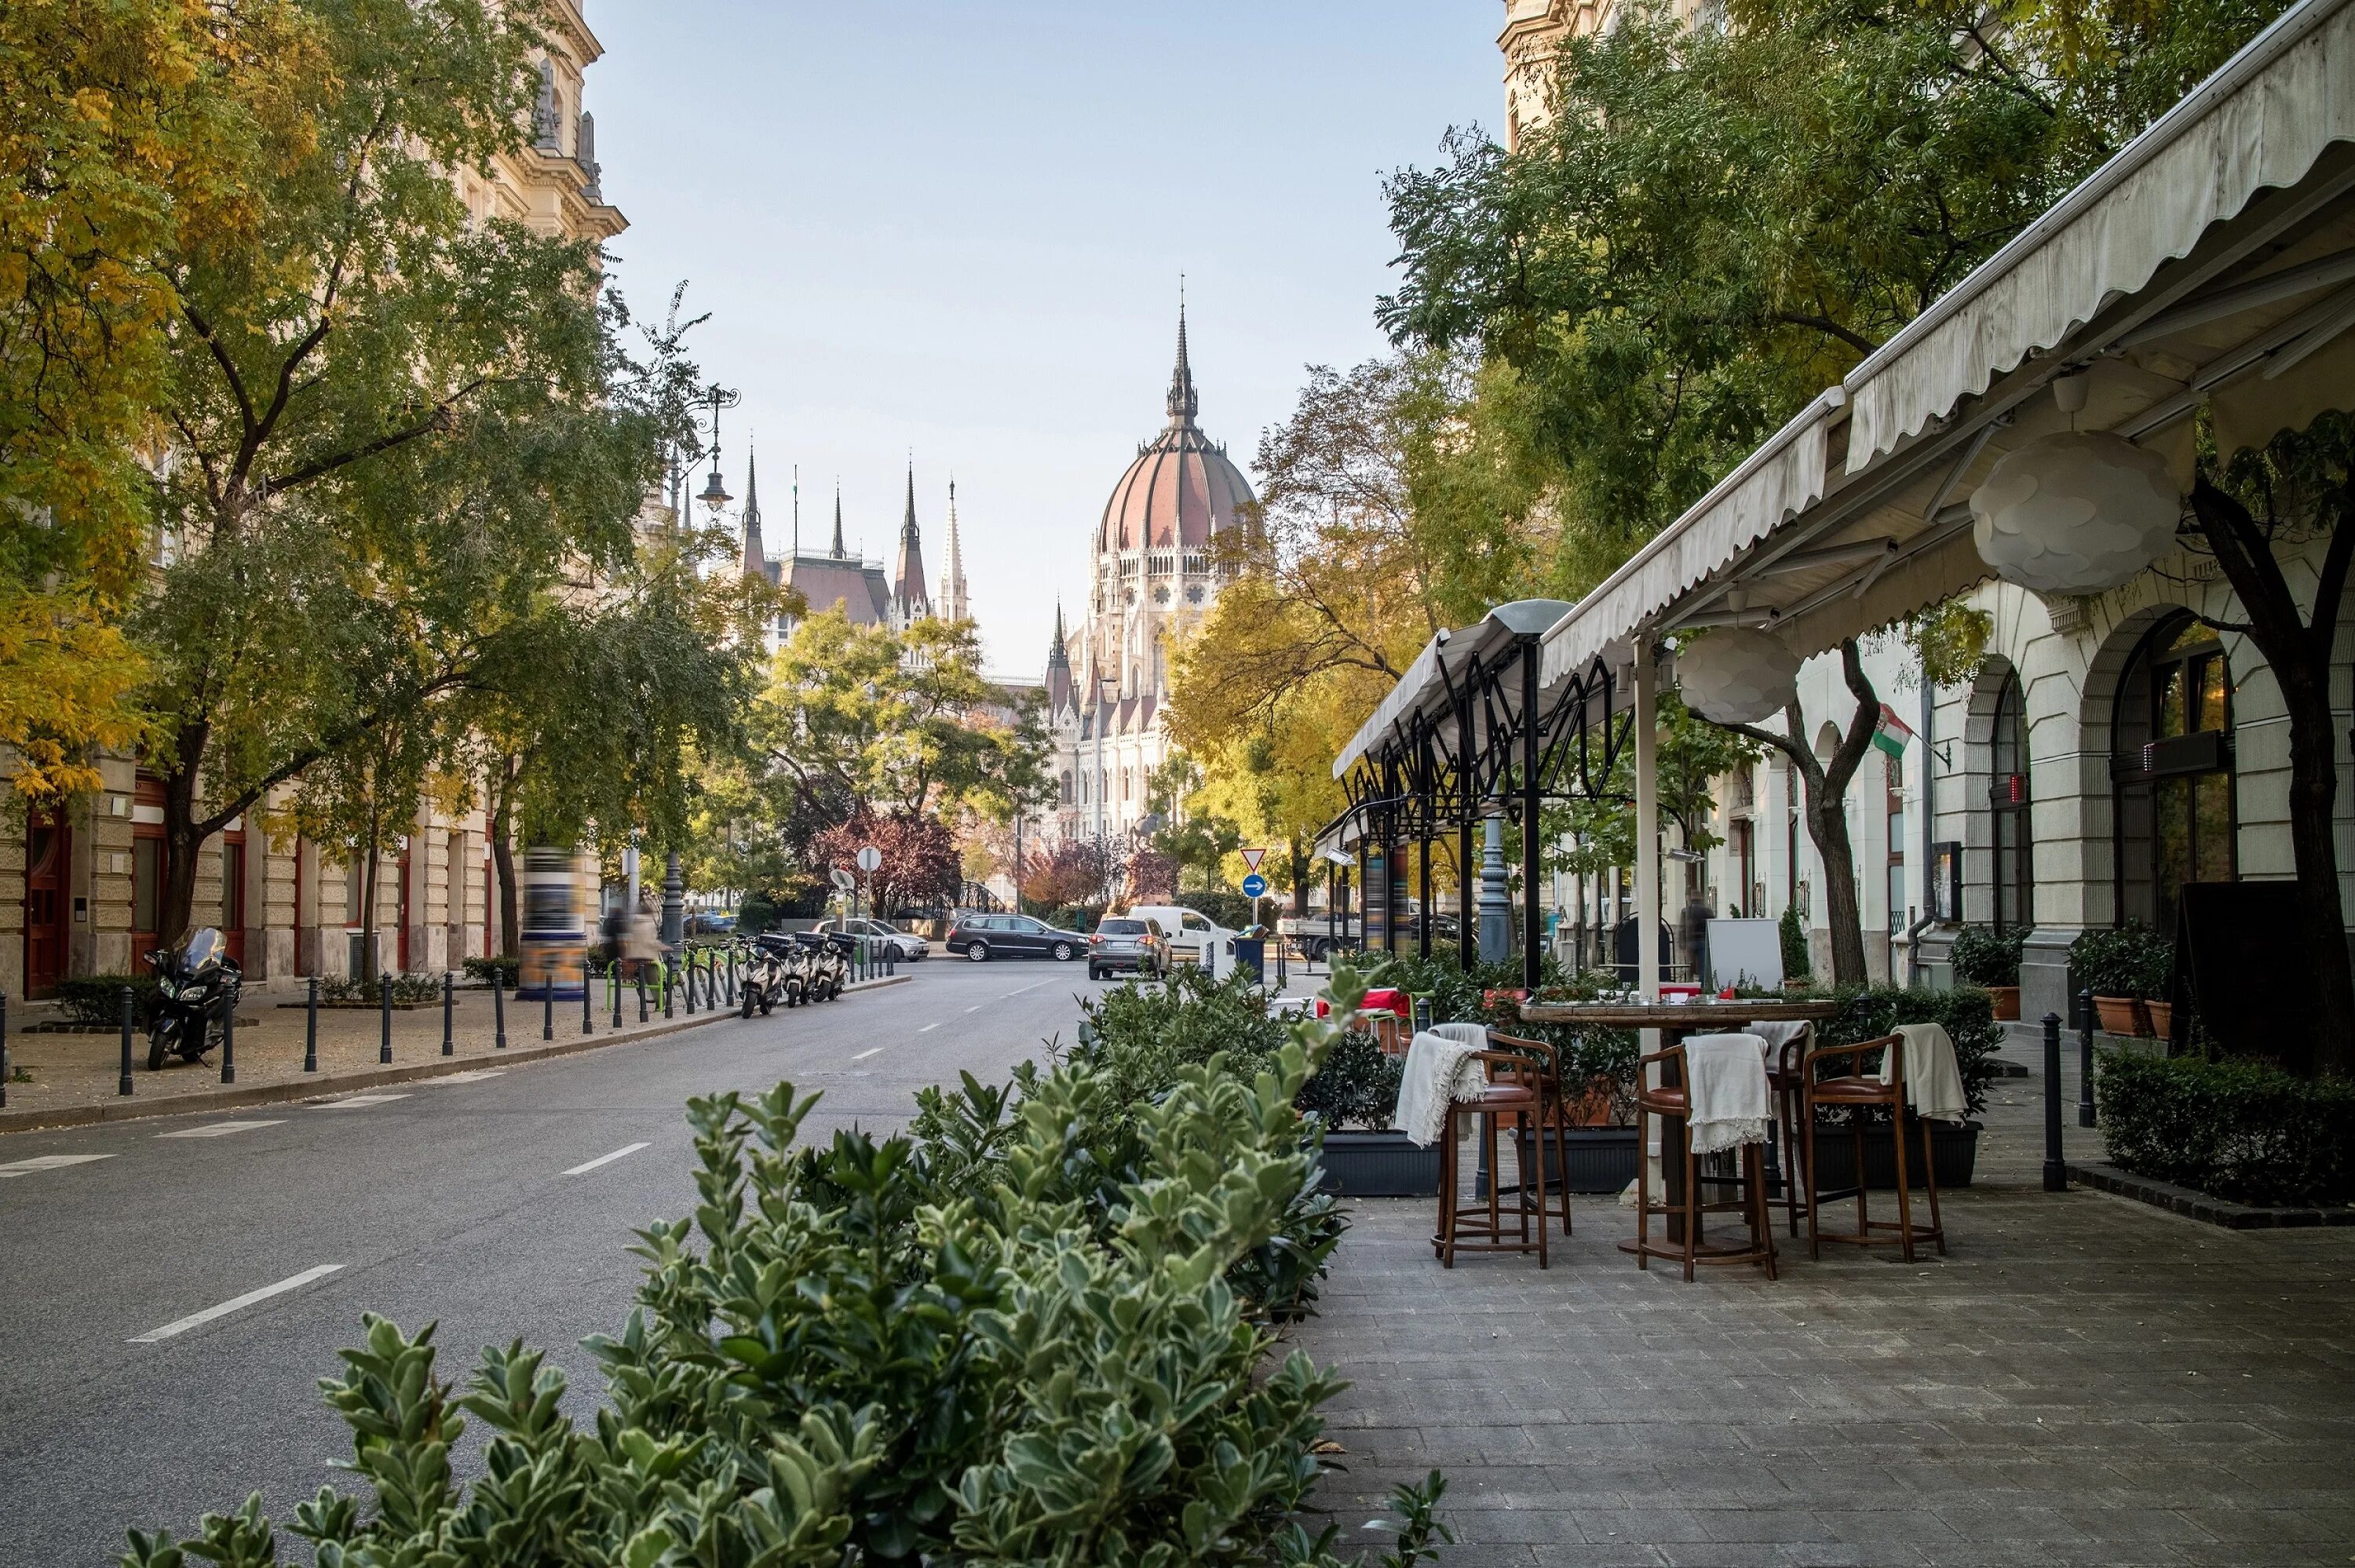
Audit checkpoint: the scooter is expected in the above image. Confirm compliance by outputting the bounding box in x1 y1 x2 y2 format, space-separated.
753 932 813 1008
793 932 849 1001
739 937 792 1016
145 926 241 1070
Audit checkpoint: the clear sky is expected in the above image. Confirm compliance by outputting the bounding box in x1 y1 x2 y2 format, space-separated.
587 2 1499 676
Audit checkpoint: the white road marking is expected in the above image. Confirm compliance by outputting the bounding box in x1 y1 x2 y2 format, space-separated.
156 1121 283 1139
0 1154 115 1178
917 1023 940 1033
965 1005 982 1013
433 1069 505 1084
563 1141 649 1176
317 1093 409 1109
1002 982 1046 997
130 1264 344 1344
850 1047 883 1061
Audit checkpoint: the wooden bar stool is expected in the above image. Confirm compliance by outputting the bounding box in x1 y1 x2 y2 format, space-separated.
1492 1029 1575 1238
1630 1041 1778 1282
1434 1034 1557 1268
1801 1031 1947 1262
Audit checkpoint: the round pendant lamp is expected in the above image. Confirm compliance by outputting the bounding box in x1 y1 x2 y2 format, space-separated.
1969 430 2180 595
1678 626 1801 725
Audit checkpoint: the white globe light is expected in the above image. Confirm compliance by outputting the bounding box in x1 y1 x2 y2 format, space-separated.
1678 627 1801 725
1969 430 2180 595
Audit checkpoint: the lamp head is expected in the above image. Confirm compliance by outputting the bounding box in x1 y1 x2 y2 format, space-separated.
699 465 731 515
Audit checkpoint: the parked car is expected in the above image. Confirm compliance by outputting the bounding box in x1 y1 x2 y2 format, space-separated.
685 910 737 936
1086 916 1167 980
813 917 928 961
944 912 1088 963
1119 905 1237 979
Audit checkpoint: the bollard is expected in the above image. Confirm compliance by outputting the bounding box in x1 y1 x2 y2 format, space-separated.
492 970 506 1050
443 972 455 1056
663 958 674 1019
542 975 553 1041
728 950 738 1004
684 954 697 1016
2078 986 2098 1129
1 989 9 1109
381 979 393 1064
2041 1011 2066 1192
637 975 648 1023
305 976 319 1071
582 965 593 1035
612 964 623 1029
119 986 135 1095
220 989 236 1084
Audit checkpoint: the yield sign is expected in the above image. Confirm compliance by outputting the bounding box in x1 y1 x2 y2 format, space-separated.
1240 847 1267 874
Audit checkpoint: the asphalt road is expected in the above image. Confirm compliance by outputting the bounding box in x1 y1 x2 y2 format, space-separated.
0 955 1113 1566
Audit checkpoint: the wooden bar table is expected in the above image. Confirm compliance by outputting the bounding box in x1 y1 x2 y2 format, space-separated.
1517 999 1840 1245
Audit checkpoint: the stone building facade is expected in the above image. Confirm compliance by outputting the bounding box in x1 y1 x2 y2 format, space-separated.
1 2 626 999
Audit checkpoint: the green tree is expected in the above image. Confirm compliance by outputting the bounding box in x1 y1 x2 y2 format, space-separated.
1144 754 1240 893
129 0 679 946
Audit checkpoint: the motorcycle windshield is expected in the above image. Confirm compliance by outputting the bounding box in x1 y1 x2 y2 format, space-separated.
179 928 227 973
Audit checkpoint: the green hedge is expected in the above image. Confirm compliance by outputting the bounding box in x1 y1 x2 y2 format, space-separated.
2097 1051 2355 1206
1806 984 2003 1120
125 963 1448 1567
461 955 518 987
1948 924 2025 987
54 973 160 1026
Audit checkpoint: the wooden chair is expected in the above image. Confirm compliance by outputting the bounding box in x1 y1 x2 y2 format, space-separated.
1801 1032 1947 1262
1434 1034 1557 1269
1491 1029 1576 1238
1631 1042 1778 1282
1769 1034 1813 1238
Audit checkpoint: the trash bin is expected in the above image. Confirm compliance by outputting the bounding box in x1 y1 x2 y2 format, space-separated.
1232 936 1265 984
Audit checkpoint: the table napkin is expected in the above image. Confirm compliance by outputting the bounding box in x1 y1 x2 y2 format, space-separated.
1393 1025 1488 1147
1682 1032 1774 1154
1882 1022 1968 1123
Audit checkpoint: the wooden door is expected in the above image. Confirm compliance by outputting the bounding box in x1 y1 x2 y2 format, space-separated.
21 806 69 997
219 828 246 968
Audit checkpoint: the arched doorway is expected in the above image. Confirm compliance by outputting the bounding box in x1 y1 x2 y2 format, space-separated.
20 805 70 997
1989 670 2032 932
2113 613 2236 934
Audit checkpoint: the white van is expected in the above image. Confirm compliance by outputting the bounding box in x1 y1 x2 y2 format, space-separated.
1119 905 1236 979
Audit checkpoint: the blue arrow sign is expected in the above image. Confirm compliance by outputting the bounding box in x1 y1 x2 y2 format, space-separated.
1241 873 1268 899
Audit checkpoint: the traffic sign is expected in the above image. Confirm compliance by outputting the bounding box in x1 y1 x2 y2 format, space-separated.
830 868 856 892
856 845 882 873
1241 873 1268 899
1240 847 1267 874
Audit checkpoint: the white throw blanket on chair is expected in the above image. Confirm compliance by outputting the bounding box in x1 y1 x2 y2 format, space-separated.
1682 1032 1774 1154
1393 1023 1489 1147
1883 1022 1968 1123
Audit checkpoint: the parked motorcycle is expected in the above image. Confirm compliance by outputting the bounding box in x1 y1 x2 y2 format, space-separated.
145 926 241 1070
794 932 849 1001
753 932 813 1008
738 936 793 1016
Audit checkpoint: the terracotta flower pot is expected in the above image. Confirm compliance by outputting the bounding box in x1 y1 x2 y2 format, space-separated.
1986 985 2021 1021
2094 995 2146 1036
2145 1001 2173 1040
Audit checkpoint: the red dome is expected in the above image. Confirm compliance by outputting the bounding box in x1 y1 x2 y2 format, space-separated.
1097 309 1256 553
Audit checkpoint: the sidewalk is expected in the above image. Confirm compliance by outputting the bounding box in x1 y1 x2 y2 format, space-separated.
0 975 909 1135
1291 1022 2354 1566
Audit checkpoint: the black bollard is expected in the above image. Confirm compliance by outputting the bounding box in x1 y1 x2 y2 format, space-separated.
1 989 9 1109
683 953 696 1016
220 989 236 1084
2078 986 2098 1128
119 986 134 1096
380 977 392 1064
663 958 674 1019
612 964 623 1029
492 970 506 1050
2042 1011 2065 1192
637 975 648 1023
305 977 319 1071
542 972 553 1041
443 972 455 1056
582 965 593 1035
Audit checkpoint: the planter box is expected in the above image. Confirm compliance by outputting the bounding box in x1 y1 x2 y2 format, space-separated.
2094 995 2149 1037
1512 1125 1642 1194
1986 985 2021 1021
1314 1129 1441 1197
1805 1119 1981 1191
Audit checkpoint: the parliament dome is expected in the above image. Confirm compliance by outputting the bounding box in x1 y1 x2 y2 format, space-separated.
1097 310 1256 555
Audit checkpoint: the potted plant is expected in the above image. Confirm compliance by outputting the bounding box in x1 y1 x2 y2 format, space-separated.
1948 925 2025 1019
2069 924 2173 1037
1297 1029 1439 1195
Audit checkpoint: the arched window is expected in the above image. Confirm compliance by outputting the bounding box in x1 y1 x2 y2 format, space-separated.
2114 614 2235 935
1990 671 2032 932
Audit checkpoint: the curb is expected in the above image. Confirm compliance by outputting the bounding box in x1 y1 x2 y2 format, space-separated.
2068 1160 2355 1230
0 972 911 1137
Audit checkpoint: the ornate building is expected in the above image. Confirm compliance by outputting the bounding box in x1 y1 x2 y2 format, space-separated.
755 461 947 647
1040 308 1255 844
1499 0 1715 150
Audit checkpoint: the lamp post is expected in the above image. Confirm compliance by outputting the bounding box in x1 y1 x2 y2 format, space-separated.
696 384 739 517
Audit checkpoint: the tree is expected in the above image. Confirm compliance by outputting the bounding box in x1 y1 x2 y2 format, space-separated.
2184 415 2355 1074
127 0 679 946
0 0 318 800
1023 837 1117 913
1549 689 1763 881
276 710 437 983
810 808 959 917
1142 755 1240 893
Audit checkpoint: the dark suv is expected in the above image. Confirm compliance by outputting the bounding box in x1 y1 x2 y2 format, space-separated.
1086 916 1167 980
944 913 1088 963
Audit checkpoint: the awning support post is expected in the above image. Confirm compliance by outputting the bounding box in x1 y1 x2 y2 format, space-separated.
1521 636 1543 992
1634 639 1660 1004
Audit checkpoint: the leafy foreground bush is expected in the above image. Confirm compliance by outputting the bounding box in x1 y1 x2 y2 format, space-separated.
123 965 1448 1568
2098 1050 2355 1206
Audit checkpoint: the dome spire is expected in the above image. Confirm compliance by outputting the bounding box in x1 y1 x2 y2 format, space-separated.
831 481 845 558
1166 280 1198 425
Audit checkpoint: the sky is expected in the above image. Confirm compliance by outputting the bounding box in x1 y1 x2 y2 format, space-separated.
587 2 1500 676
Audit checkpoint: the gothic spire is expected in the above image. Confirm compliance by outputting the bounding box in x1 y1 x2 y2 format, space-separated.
831 483 845 558
1165 291 1198 425
940 477 970 622
739 445 766 578
893 461 930 621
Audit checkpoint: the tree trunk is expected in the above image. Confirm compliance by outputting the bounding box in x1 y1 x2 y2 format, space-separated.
155 721 211 950
1727 638 1881 988
1288 839 1309 917
360 818 382 986
491 757 521 959
2188 474 2355 1074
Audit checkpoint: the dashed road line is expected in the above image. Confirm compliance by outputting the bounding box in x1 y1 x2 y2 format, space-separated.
965 1005 982 1013
155 1121 283 1139
316 1093 410 1109
0 1154 115 1178
433 1069 506 1085
917 1023 940 1033
1001 982 1046 998
129 1264 344 1344
850 1047 883 1061
562 1142 649 1176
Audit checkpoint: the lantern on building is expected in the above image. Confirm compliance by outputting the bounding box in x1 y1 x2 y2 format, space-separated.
1677 627 1801 724
1969 430 2180 595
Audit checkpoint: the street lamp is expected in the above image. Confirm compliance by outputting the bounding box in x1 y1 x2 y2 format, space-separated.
697 384 739 516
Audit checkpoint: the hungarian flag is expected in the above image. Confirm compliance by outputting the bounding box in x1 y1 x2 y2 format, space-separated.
1873 702 1915 758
